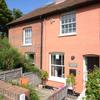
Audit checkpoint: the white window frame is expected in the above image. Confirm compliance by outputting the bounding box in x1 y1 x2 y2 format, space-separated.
48 53 66 84
59 11 77 36
23 28 32 46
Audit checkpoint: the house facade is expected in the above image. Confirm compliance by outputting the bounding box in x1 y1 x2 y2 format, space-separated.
42 3 100 93
9 20 42 68
8 0 100 94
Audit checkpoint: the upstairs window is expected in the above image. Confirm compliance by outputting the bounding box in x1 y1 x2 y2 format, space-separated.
60 11 76 35
23 28 32 45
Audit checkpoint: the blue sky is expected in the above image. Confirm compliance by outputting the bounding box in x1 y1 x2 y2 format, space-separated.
6 0 54 14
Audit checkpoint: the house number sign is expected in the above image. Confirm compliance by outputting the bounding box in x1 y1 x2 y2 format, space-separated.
69 63 78 67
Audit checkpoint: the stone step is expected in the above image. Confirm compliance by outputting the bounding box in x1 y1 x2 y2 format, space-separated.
66 94 78 100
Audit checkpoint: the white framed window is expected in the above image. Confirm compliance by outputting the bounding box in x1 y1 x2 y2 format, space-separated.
51 53 64 78
49 53 65 83
60 11 76 36
23 28 32 46
25 53 35 65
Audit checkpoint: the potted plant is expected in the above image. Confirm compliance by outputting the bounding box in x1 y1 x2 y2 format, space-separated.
40 70 48 86
66 74 76 92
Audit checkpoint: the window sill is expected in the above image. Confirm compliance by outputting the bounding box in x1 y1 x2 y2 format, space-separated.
23 44 32 46
48 76 66 84
58 32 77 37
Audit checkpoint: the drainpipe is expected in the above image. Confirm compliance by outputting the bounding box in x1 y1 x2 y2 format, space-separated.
40 16 43 69
99 9 100 68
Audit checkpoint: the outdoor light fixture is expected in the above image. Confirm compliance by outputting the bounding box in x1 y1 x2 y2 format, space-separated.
71 56 75 60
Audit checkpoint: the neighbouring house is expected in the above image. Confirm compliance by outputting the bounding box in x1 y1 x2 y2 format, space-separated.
8 14 43 68
8 0 100 95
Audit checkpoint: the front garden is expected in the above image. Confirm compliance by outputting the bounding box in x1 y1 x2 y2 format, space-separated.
0 37 63 100
0 37 50 100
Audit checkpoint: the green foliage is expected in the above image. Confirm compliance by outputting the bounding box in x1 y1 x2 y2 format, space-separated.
12 8 23 20
0 38 23 70
0 37 10 48
0 0 23 34
21 84 39 100
86 67 100 100
0 95 3 100
66 74 76 86
0 48 21 70
22 57 41 75
40 70 48 85
0 38 24 70
29 86 39 100
0 0 13 32
40 70 48 80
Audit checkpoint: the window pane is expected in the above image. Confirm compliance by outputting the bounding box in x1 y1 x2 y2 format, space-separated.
51 54 64 65
51 65 64 77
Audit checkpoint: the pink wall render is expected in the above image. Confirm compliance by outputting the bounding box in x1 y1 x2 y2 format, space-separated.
42 4 100 93
9 21 42 68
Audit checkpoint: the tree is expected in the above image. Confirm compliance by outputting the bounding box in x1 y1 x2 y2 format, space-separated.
86 67 100 100
0 0 13 32
12 8 23 20
0 0 23 36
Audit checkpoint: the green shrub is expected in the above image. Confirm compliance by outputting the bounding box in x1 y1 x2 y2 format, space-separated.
21 84 39 100
40 70 48 85
0 95 4 100
29 86 39 100
40 70 48 80
0 47 23 70
0 37 23 70
86 67 100 100
66 74 75 86
0 37 10 49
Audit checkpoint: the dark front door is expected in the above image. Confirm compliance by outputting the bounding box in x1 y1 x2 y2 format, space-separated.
86 56 99 72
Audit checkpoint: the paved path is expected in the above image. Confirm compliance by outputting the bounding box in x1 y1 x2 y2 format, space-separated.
36 87 56 100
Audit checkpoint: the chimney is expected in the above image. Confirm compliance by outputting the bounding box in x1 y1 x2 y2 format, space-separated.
54 0 66 4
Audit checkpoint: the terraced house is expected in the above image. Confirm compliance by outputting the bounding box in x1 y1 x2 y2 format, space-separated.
8 0 100 96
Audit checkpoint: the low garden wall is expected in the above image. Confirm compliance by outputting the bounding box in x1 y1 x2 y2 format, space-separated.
0 80 29 100
47 86 68 100
23 72 41 86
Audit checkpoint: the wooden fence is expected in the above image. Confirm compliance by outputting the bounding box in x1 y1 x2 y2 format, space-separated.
0 68 22 81
47 86 68 100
